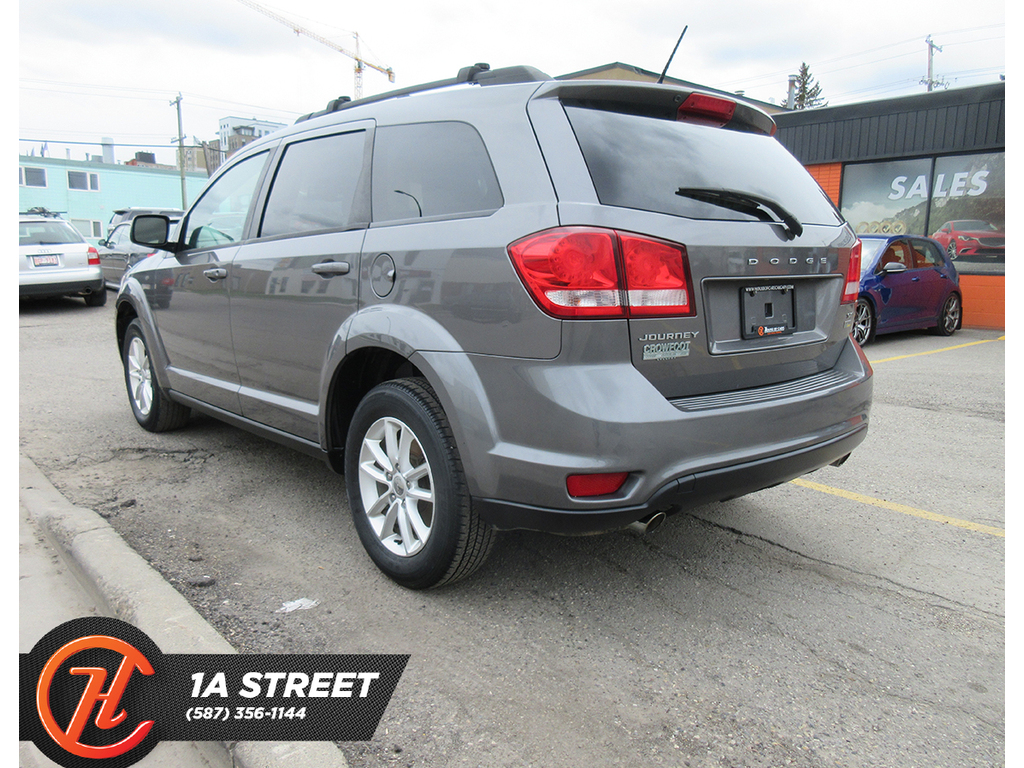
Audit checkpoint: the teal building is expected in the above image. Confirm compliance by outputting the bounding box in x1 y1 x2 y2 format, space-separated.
19 155 209 243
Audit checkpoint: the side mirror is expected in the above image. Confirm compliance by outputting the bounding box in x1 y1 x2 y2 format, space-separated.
880 262 907 275
131 215 178 252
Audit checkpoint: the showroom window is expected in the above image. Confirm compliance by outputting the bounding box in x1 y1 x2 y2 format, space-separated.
841 152 1004 275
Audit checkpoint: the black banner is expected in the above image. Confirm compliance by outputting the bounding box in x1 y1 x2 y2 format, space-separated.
20 617 408 768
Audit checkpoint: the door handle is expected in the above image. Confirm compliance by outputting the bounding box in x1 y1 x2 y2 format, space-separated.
203 267 228 281
312 260 351 277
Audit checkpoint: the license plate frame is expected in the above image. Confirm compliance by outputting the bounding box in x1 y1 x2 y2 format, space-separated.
741 284 796 339
31 254 60 267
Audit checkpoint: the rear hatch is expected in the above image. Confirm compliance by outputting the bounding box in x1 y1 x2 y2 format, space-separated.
19 218 93 273
528 82 859 399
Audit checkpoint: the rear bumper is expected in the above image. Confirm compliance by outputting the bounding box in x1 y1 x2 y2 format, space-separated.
19 268 103 296
422 332 872 532
474 419 868 533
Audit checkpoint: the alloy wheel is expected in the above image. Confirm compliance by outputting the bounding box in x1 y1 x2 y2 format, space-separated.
942 295 961 334
357 416 435 557
852 300 873 346
126 337 154 417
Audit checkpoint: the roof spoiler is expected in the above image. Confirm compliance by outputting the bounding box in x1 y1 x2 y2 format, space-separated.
295 63 551 123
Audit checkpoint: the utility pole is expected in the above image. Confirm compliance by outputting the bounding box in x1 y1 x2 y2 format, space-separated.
923 36 945 92
170 93 187 208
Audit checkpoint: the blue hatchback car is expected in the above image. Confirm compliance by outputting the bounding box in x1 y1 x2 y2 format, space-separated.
853 235 961 345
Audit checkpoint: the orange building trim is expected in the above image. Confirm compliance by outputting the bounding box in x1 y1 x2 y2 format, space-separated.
959 275 1005 330
805 163 842 205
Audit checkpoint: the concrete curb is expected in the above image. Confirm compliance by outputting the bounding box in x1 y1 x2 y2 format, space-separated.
20 454 349 768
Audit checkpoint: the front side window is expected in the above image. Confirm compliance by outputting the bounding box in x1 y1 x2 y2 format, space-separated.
183 152 267 250
260 130 368 238
371 122 503 223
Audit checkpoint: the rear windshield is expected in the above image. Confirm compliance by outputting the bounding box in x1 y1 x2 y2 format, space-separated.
564 105 843 227
19 220 86 246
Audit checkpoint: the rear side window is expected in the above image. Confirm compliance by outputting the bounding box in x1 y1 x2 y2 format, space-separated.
371 122 503 223
260 130 369 238
564 105 843 227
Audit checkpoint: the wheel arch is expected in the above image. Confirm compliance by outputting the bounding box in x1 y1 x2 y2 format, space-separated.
323 347 426 473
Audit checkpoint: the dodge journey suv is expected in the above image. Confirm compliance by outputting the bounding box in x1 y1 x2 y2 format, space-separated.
116 64 872 588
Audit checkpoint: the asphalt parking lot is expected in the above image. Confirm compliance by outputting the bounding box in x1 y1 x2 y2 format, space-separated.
18 298 1005 767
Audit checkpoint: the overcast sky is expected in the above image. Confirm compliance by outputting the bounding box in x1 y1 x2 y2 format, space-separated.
17 0 1006 166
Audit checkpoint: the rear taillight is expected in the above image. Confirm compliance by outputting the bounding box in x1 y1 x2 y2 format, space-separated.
677 93 736 128
508 228 694 319
841 240 862 304
87 247 100 266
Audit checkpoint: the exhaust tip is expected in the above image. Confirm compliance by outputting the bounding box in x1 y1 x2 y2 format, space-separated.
627 510 667 535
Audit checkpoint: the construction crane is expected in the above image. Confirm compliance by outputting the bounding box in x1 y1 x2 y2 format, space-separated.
235 0 394 99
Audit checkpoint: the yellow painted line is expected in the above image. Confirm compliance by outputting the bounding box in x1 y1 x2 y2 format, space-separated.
791 478 1005 538
870 336 1005 364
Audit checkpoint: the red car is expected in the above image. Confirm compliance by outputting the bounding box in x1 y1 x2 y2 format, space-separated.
930 220 1004 261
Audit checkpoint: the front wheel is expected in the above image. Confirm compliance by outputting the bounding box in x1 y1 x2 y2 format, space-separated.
932 293 961 337
345 378 494 589
122 319 191 432
852 298 875 346
946 241 958 260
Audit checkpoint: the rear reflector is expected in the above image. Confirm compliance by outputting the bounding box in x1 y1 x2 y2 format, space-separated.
566 472 630 498
841 240 862 304
677 93 736 127
508 228 694 319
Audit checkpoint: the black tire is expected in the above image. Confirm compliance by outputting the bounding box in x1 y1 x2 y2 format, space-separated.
852 298 875 346
932 293 962 337
85 289 107 307
344 378 494 589
122 319 191 432
946 241 958 260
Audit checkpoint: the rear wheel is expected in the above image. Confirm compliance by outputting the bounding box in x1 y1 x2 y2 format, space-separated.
932 293 961 337
122 319 190 432
345 378 494 589
852 298 875 346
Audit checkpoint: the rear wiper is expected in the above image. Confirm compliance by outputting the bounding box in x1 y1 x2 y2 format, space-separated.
675 188 804 240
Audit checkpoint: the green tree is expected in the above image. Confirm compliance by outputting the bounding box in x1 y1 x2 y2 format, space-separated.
787 62 827 109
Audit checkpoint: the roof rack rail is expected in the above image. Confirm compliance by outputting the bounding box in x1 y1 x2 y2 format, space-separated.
295 63 551 123
20 207 64 218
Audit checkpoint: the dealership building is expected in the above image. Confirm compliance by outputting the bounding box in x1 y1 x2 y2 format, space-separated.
773 82 1005 329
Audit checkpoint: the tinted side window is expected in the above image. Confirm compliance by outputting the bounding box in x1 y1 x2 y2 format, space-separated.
260 130 369 238
372 122 502 223
183 152 267 250
912 241 943 269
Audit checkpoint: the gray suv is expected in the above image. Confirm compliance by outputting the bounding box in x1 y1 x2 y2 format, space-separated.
116 64 872 588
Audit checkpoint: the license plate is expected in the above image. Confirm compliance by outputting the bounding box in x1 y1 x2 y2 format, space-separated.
31 254 60 267
741 284 795 339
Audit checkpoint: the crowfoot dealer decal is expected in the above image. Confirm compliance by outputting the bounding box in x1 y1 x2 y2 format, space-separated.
20 617 408 768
